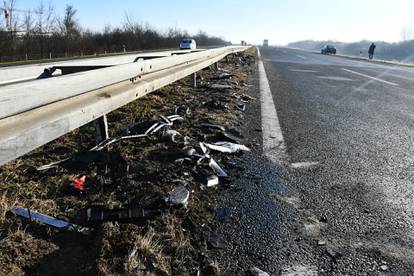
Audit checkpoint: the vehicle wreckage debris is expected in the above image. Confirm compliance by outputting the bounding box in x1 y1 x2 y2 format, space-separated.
204 141 250 153
165 185 190 207
209 84 233 90
91 114 183 151
11 207 90 234
249 267 270 276
3 50 257 274
206 175 219 187
80 205 162 225
71 175 88 191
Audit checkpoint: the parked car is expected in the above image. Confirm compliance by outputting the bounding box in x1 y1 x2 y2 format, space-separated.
180 38 196 50
321 45 337 54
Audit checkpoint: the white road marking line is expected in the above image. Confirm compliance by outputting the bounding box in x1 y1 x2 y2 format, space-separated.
289 69 318 73
342 68 399 86
317 76 354 81
257 48 286 160
296 55 307 59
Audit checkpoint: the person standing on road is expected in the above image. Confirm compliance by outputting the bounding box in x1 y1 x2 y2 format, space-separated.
368 43 376 60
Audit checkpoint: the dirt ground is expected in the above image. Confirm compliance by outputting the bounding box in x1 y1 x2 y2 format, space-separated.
0 48 256 275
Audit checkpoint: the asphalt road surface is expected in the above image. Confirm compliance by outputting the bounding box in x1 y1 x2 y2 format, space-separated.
213 47 414 275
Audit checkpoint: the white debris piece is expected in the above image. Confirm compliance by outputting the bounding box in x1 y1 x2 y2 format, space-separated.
249 267 270 276
209 158 228 177
206 175 219 187
204 142 250 153
163 129 182 143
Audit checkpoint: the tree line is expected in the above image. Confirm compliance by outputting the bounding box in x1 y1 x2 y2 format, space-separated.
288 39 414 62
0 2 226 62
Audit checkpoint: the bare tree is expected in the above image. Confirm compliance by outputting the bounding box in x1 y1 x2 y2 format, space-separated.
21 10 34 34
35 1 56 34
400 27 414 41
60 4 80 39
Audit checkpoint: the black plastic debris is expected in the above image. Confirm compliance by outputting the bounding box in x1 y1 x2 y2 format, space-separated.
206 232 225 249
215 207 232 221
64 151 129 175
203 100 228 110
79 205 162 225
37 151 129 176
199 123 226 132
11 207 90 234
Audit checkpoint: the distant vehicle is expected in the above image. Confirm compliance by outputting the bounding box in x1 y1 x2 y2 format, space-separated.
321 45 336 54
263 39 269 47
180 38 196 50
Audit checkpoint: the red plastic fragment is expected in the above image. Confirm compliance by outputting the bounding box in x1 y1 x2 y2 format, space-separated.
71 176 87 191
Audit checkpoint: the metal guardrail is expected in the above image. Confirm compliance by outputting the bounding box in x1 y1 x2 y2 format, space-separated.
0 46 249 166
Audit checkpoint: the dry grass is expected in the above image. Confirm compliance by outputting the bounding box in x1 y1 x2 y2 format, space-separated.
124 227 165 275
0 228 58 275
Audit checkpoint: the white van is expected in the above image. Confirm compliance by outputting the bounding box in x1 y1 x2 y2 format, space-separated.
180 38 197 50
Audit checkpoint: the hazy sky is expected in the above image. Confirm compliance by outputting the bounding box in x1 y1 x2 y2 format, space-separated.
14 0 414 45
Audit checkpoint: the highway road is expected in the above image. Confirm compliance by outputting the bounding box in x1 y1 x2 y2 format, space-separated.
214 47 414 275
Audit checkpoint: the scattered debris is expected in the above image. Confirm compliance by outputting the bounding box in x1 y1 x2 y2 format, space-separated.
208 158 228 177
206 175 219 187
204 141 250 153
209 84 233 91
221 128 244 143
215 207 231 221
81 205 162 225
11 207 90 234
199 123 226 132
206 232 225 249
165 185 190 207
162 129 182 143
317 240 327 246
380 265 388 271
204 99 229 110
237 103 246 112
91 114 183 150
70 176 88 192
249 266 270 276
216 72 233 80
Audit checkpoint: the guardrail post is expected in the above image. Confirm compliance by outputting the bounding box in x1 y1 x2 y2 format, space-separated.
214 62 219 70
93 114 109 143
190 73 197 88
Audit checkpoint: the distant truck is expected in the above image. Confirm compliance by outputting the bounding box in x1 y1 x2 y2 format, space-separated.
263 39 269 47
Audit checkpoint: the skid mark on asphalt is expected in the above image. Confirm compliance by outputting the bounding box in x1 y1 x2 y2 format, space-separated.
289 69 319 73
317 76 354 81
291 161 319 169
296 55 307 60
257 47 286 162
343 68 399 86
281 265 318 276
